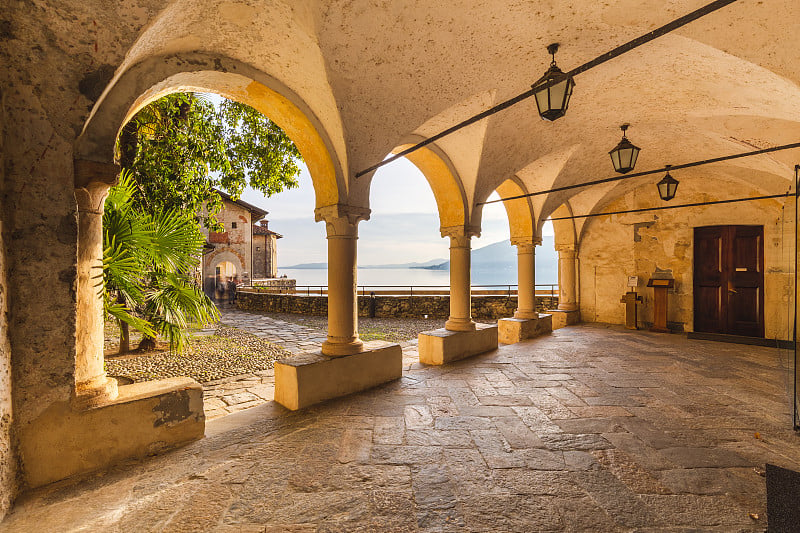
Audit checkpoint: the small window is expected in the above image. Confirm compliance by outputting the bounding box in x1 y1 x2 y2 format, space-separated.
231 222 237 229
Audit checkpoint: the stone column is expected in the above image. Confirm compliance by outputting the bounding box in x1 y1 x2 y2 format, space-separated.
513 237 541 319
444 227 477 332
557 245 579 311
316 205 370 357
73 160 120 407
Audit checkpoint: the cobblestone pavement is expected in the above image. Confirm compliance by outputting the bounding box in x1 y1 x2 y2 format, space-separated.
204 309 421 419
9 324 799 531
216 308 330 354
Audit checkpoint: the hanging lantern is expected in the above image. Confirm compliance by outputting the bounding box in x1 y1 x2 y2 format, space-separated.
609 124 641 174
531 43 575 121
657 165 679 201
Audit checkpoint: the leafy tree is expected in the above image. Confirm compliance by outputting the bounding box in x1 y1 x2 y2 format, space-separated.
118 93 301 230
103 173 219 353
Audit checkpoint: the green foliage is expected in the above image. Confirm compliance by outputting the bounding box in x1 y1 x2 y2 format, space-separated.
103 172 219 352
119 93 301 230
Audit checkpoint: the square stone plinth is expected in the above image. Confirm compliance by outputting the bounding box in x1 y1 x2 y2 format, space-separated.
274 341 402 410
418 323 498 365
548 309 581 330
19 377 205 488
498 314 553 344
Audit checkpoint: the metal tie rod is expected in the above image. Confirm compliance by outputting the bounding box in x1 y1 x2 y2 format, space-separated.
548 193 791 221
480 141 800 205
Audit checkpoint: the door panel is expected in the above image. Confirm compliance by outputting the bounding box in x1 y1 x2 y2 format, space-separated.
694 227 726 333
694 225 764 337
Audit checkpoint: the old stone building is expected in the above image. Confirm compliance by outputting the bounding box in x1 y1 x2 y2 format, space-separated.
2 0 800 528
200 190 282 297
252 219 282 279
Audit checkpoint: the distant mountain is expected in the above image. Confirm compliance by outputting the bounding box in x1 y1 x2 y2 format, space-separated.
418 239 516 271
416 236 559 285
362 258 448 269
281 258 448 270
281 262 328 269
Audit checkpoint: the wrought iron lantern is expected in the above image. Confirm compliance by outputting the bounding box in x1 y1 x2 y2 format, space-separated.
531 43 575 121
609 124 641 174
657 165 679 201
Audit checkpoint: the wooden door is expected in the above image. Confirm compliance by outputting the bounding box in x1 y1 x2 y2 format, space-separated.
693 225 764 337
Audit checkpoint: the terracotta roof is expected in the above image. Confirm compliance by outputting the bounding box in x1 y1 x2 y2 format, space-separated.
214 189 268 220
254 225 283 238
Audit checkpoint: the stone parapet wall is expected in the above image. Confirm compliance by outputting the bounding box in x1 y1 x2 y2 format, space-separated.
251 278 297 291
237 290 557 319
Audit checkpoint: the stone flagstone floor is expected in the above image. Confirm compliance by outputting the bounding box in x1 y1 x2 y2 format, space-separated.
203 309 420 419
4 324 799 531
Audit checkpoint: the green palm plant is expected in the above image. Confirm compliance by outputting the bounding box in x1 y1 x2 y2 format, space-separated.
103 171 219 353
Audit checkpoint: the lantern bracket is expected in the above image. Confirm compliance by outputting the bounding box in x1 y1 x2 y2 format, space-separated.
547 43 560 65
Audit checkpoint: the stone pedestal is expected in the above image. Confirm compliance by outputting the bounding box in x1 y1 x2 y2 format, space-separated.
548 309 581 330
274 341 402 410
19 377 205 488
418 323 498 365
498 314 552 344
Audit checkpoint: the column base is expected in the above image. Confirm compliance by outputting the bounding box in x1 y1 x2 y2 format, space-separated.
274 340 402 410
547 309 581 330
418 323 498 365
444 318 476 332
20 377 205 488
321 337 364 358
498 314 552 344
73 375 119 410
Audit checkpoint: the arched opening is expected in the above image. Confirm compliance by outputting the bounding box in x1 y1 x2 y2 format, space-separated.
212 260 239 300
71 68 352 423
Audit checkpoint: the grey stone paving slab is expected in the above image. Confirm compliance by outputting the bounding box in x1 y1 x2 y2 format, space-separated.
4 324 792 531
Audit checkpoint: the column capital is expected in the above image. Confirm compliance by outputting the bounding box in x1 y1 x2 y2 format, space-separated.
74 159 119 213
440 225 480 239
315 204 371 238
74 159 120 189
555 244 577 255
511 235 542 248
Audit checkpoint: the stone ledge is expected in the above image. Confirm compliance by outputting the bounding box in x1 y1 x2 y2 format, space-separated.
20 377 205 489
418 323 498 365
274 341 402 410
548 309 581 330
498 314 553 344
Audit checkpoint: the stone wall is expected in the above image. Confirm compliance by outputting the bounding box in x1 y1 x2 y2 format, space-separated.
251 278 297 292
0 86 15 517
579 178 793 339
237 290 557 319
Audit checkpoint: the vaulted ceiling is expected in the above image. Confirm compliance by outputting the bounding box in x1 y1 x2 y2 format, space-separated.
77 0 800 228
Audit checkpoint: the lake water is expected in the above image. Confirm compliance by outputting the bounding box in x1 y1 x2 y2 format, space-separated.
279 267 557 289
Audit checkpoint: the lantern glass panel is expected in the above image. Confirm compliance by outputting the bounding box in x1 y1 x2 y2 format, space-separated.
629 147 639 169
610 150 621 170
619 147 633 169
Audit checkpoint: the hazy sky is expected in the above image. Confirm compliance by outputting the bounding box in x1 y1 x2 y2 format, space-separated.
240 157 553 267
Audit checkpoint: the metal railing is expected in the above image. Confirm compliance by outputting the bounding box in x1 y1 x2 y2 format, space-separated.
245 283 559 298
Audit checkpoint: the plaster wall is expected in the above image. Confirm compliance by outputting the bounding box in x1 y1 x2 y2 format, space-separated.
252 234 278 279
0 86 16 518
578 178 793 340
